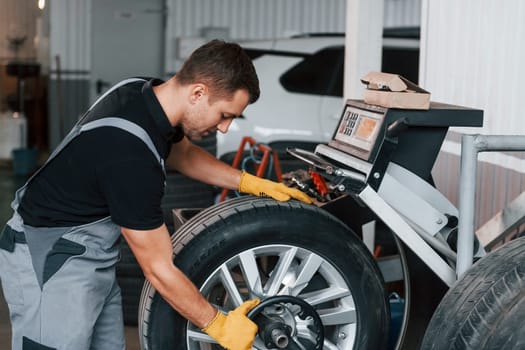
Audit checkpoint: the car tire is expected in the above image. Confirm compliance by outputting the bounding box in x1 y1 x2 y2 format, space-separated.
161 172 215 233
139 196 390 350
421 236 525 350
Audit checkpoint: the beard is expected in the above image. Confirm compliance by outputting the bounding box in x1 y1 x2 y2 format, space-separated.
181 123 204 141
185 131 203 141
182 100 207 140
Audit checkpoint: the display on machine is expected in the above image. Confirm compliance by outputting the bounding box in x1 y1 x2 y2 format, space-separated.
329 103 386 161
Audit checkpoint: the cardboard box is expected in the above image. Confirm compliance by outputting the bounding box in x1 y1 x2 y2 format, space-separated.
361 71 430 110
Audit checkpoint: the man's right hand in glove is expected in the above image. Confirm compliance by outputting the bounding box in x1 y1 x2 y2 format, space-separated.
202 299 260 350
238 171 313 204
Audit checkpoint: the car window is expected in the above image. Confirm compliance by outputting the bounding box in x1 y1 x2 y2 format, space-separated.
280 46 344 97
244 49 266 60
381 47 419 83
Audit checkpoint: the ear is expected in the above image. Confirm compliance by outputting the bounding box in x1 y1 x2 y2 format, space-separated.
189 83 208 104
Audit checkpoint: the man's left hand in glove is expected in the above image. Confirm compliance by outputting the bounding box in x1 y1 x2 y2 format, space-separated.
202 299 260 350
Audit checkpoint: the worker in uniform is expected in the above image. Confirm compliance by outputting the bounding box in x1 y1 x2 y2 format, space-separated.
0 39 312 350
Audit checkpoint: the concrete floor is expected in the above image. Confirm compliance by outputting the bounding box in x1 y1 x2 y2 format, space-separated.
0 164 140 349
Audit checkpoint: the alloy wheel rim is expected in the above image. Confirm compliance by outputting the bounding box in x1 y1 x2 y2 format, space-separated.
186 244 357 349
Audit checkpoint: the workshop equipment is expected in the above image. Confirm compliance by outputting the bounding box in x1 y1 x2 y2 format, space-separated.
289 99 484 285
247 296 324 349
139 96 525 350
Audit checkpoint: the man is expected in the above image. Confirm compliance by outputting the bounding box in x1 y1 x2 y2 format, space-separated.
0 40 312 350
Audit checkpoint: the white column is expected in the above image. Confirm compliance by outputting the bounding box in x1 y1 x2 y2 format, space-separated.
48 0 92 148
49 0 91 77
344 0 384 99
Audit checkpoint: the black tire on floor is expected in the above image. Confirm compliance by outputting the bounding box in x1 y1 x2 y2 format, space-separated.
421 236 525 350
116 239 145 326
139 196 390 350
161 172 215 233
118 275 146 325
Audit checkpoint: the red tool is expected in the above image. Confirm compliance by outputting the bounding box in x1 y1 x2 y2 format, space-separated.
309 169 329 197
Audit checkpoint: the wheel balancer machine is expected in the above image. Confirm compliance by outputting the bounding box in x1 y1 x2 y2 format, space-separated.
288 99 484 286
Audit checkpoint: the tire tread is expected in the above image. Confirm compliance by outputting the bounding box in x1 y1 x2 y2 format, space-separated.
422 237 525 350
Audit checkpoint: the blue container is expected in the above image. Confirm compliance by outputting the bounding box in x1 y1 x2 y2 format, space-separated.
12 148 38 176
388 292 405 350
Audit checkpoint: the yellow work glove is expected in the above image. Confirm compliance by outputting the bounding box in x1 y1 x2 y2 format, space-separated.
238 171 313 204
202 299 260 350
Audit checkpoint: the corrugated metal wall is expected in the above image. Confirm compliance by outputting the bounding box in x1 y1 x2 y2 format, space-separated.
165 0 422 73
434 147 525 231
0 0 421 63
49 0 91 75
42 0 421 146
3 0 423 146
421 0 524 136
168 0 346 38
421 0 525 227
384 0 421 28
48 0 92 147
164 0 348 73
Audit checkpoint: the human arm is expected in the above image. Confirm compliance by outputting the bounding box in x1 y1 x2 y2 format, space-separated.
166 137 312 203
121 224 259 348
166 136 242 190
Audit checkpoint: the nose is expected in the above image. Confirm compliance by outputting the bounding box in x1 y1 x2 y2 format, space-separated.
217 118 233 133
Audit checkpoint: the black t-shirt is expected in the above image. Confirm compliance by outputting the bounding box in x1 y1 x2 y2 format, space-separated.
19 79 184 230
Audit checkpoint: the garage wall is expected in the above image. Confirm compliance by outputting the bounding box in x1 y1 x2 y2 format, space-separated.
384 0 421 28
0 0 420 64
48 0 92 146
44 0 421 147
421 0 525 228
164 0 348 73
164 0 422 73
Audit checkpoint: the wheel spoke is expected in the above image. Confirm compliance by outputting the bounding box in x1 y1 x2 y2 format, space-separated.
300 286 351 306
219 265 244 307
286 252 323 296
187 329 216 343
322 339 341 350
296 322 320 344
317 305 357 326
194 244 361 349
264 246 298 295
239 250 263 295
290 338 308 350
140 196 397 350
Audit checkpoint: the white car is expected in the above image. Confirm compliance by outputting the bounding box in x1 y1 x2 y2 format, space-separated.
218 35 344 158
217 30 420 160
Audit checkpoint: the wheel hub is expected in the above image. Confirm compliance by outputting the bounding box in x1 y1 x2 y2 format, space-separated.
247 295 324 349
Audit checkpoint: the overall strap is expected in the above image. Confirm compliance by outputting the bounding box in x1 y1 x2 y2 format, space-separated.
40 78 150 173
9 78 158 214
80 117 164 168
87 78 147 114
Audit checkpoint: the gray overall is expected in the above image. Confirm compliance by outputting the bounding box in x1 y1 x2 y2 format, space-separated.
0 78 164 350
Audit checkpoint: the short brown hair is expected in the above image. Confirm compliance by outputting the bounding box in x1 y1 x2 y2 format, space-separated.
176 39 260 104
